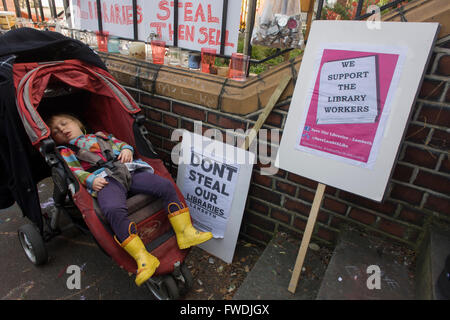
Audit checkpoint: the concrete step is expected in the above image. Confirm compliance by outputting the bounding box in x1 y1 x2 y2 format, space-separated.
316 229 415 300
233 232 332 300
415 223 450 300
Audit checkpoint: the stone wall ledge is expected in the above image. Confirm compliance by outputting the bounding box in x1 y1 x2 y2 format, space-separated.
99 51 300 116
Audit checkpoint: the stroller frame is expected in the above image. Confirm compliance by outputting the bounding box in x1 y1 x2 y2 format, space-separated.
11 56 193 300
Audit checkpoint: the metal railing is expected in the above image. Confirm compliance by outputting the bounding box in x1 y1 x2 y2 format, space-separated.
3 0 410 71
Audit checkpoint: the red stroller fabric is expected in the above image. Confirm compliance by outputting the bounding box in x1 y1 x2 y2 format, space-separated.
12 58 189 275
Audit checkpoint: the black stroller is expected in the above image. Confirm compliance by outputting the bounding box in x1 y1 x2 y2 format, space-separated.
0 28 193 300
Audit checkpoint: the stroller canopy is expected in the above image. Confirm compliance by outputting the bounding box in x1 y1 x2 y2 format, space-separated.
13 59 140 146
0 28 142 232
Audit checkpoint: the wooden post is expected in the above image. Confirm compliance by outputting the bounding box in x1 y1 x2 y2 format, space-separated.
240 74 292 150
304 0 316 42
288 182 326 294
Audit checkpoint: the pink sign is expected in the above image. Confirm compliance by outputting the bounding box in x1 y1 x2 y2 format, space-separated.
298 48 400 166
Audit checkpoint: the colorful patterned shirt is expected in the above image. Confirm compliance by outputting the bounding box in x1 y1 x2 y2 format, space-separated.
58 132 134 196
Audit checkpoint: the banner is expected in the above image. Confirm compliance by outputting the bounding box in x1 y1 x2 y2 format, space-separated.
295 44 406 169
70 0 241 55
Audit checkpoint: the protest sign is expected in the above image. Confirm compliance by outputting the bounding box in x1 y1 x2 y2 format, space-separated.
183 147 240 238
276 20 439 294
296 44 406 169
70 0 241 55
177 132 255 263
276 21 439 202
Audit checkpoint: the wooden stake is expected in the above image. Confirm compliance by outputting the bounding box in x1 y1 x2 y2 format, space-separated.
304 0 316 42
240 74 292 150
288 182 326 294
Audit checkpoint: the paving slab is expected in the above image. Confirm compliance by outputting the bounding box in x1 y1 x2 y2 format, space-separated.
416 223 450 300
233 232 331 300
316 229 415 300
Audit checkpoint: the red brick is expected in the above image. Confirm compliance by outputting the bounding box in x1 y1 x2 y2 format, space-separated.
316 228 336 243
425 194 450 215
275 181 297 196
429 129 450 150
293 217 306 231
244 224 272 243
340 191 397 216
297 188 315 203
404 124 430 145
317 210 330 223
207 113 246 130
418 79 444 100
271 209 291 224
392 164 413 182
140 95 170 111
284 198 311 216
330 216 346 229
390 184 424 205
287 173 318 189
378 219 405 238
323 197 347 215
146 122 171 138
436 54 450 77
399 208 424 226
349 208 376 225
163 114 179 128
249 185 281 205
243 212 275 232
403 146 438 169
248 198 269 215
414 171 450 195
180 119 194 131
146 109 162 122
417 105 450 127
173 103 206 121
440 156 450 174
265 112 284 127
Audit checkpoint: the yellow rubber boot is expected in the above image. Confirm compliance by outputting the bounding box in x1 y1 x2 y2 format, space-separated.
117 227 160 286
168 203 213 249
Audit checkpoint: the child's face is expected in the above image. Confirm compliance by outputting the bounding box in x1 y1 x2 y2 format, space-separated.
48 115 84 145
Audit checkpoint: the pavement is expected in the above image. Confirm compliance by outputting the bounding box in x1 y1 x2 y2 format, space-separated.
0 176 419 301
0 177 263 301
0 178 152 300
233 232 332 300
316 229 415 300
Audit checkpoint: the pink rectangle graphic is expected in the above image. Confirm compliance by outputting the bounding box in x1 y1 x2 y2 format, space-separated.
299 49 400 164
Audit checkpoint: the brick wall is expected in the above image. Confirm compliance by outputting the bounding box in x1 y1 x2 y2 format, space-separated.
104 35 450 250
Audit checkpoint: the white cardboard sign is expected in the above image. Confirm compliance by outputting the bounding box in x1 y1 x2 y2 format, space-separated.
182 146 240 239
276 21 439 201
176 132 255 263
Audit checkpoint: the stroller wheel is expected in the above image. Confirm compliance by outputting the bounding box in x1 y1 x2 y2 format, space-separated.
145 275 180 300
18 224 48 266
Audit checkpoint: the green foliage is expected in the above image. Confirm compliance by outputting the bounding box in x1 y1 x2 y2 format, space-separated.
236 34 303 75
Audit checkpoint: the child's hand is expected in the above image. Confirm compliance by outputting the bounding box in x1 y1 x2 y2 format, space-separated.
118 149 133 163
92 177 109 191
